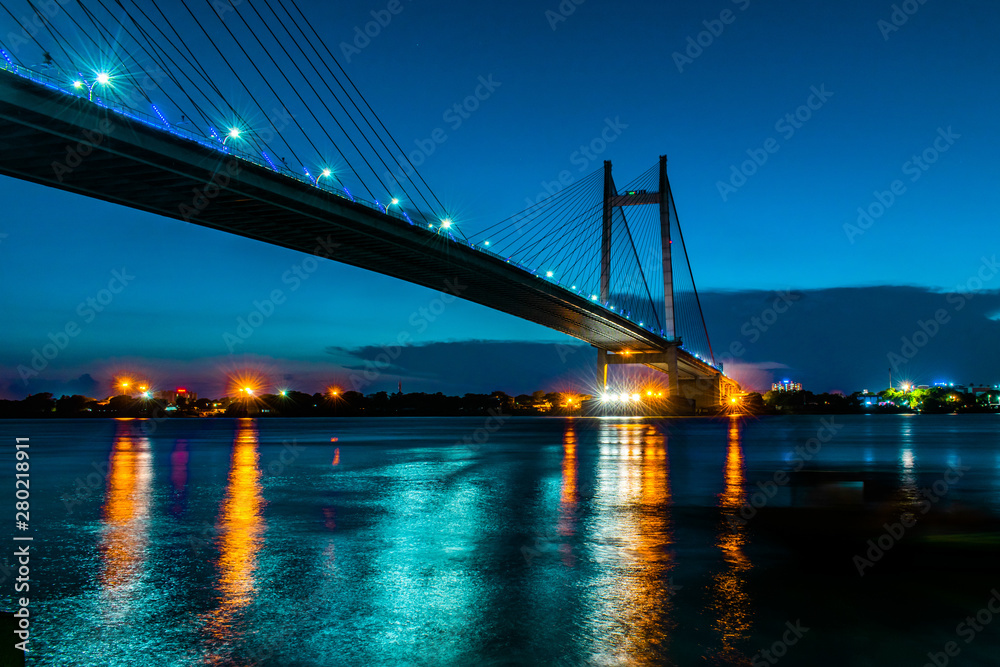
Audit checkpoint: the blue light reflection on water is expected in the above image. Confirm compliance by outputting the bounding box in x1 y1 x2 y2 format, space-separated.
2 414 1000 665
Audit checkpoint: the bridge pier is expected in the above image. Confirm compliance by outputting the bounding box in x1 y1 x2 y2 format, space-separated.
677 375 721 411
597 348 608 391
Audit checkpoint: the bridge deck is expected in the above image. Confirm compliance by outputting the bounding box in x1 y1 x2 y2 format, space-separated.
0 67 727 383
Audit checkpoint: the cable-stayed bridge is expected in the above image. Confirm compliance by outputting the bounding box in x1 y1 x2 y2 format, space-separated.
0 0 740 410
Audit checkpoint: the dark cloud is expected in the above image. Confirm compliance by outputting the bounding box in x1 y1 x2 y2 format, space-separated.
327 340 596 395
3 287 999 398
4 373 101 400
702 286 1000 392
330 286 1000 394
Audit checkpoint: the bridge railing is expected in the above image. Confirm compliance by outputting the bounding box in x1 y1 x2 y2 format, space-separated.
0 57 724 372
0 57 416 224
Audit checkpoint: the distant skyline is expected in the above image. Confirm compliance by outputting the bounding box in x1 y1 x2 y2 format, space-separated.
2 0 999 398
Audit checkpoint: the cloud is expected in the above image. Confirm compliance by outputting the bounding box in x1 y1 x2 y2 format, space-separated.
2 286 999 399
327 340 595 394
702 285 1000 392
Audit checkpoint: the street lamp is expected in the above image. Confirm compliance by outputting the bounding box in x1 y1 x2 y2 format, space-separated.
74 72 111 101
223 127 242 145
384 197 399 213
317 168 333 184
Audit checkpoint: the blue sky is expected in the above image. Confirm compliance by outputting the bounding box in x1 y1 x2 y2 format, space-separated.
1 0 998 398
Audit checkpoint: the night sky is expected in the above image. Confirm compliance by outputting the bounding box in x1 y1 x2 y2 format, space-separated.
1 0 998 399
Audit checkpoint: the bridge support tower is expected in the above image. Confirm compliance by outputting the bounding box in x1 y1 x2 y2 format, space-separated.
596 156 681 399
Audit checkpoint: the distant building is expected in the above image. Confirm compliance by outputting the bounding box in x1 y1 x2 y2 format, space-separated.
154 387 197 405
771 379 802 392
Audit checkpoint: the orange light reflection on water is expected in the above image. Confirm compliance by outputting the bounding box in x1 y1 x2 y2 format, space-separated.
558 421 579 566
99 421 152 601
709 416 753 664
590 421 674 664
203 419 266 659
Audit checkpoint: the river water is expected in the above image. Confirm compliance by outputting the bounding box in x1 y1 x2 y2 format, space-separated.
1 415 999 666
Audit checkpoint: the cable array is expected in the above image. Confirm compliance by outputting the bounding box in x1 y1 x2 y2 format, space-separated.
469 159 715 364
0 6 715 366
0 0 450 226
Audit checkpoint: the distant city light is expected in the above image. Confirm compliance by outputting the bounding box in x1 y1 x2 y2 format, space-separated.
484 241 490 246
280 390 287 396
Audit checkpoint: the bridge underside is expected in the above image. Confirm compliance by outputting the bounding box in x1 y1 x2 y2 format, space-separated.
0 69 737 405
600 350 741 411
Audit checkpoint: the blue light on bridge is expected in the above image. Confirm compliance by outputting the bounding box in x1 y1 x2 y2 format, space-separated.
151 104 170 128
0 50 16 70
0 58 713 370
